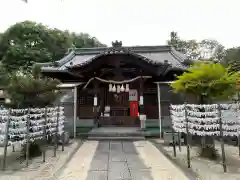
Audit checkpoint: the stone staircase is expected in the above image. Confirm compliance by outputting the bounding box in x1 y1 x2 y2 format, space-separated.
77 127 146 140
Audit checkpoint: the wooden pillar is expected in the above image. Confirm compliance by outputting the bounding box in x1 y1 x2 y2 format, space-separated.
157 83 162 138
139 76 146 130
93 79 99 126
73 86 77 138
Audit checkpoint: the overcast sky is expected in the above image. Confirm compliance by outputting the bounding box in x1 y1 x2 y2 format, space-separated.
0 0 239 48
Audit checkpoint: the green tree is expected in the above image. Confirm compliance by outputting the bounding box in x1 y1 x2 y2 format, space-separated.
0 21 57 72
167 32 201 60
222 47 240 72
167 32 225 62
5 57 61 158
0 63 10 86
170 62 239 158
171 62 238 103
7 65 60 108
46 28 73 61
70 32 106 48
0 21 105 72
200 39 225 62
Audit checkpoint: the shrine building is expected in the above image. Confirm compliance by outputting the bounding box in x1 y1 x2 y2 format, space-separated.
38 41 188 136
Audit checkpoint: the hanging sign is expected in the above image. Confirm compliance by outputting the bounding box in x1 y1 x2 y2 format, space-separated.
129 89 138 101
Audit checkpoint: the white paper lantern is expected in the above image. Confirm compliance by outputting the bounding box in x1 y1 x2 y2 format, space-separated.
112 85 116 92
125 84 129 92
109 84 112 92
120 84 125 92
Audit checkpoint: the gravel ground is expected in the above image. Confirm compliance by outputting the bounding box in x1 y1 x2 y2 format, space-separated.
0 140 81 180
153 139 240 180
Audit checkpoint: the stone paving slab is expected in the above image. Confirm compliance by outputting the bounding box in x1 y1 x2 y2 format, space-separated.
127 162 151 170
56 140 189 180
108 161 128 170
83 141 153 180
130 170 154 180
85 170 108 180
93 154 108 161
89 159 108 171
108 170 131 180
109 154 126 162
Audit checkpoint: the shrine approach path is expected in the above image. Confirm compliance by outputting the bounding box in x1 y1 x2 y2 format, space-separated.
57 140 189 180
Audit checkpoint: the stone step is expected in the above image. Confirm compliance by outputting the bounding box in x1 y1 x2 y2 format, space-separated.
78 132 145 137
87 136 145 140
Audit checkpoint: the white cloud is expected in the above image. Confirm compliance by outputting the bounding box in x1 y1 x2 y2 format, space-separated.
0 0 239 48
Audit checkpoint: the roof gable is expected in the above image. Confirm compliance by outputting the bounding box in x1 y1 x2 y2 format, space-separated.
39 45 187 72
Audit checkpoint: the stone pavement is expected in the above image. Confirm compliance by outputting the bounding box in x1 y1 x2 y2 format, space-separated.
57 140 189 180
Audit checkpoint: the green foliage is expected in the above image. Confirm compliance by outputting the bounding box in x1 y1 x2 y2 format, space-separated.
70 32 106 48
7 66 60 108
0 21 105 72
170 62 240 102
0 63 10 86
171 62 237 159
168 31 225 61
222 47 240 72
46 28 73 61
0 21 53 72
201 39 225 62
168 32 202 60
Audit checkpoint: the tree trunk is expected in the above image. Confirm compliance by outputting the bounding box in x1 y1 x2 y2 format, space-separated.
198 95 216 159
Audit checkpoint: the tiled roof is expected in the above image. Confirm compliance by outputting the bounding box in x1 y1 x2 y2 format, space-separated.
39 45 187 72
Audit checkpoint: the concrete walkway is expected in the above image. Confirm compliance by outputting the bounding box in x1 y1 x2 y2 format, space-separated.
58 140 189 180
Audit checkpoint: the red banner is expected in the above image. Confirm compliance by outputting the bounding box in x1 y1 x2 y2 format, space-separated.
129 101 138 117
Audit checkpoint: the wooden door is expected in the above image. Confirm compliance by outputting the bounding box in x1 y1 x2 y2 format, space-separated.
101 91 139 126
110 93 128 116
